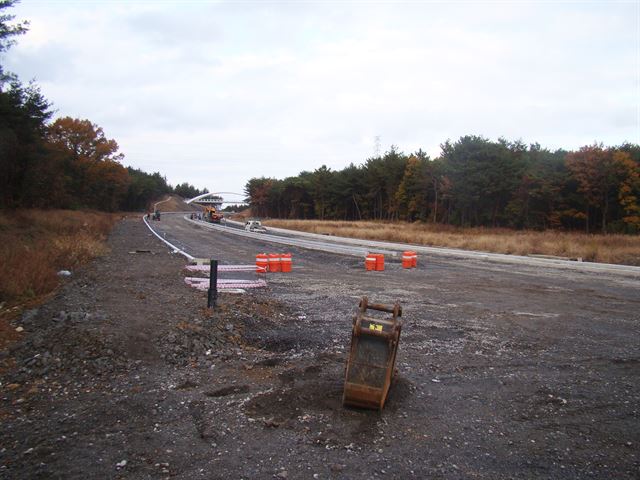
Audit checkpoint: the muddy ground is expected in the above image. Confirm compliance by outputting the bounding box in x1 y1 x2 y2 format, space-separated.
1 213 639 479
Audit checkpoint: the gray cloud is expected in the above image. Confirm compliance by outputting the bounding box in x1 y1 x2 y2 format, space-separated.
4 0 637 194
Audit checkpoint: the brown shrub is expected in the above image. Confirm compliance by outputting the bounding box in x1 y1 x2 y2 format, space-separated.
0 210 119 304
0 243 58 300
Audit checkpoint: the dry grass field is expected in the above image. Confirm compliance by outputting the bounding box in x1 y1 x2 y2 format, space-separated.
263 219 640 266
0 209 119 305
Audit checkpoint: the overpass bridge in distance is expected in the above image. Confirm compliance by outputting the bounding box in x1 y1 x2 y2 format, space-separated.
186 192 246 209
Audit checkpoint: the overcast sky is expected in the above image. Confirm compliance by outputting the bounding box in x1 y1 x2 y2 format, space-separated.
4 0 639 197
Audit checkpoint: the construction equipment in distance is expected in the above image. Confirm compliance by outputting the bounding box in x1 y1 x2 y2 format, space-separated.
203 206 224 224
343 297 402 411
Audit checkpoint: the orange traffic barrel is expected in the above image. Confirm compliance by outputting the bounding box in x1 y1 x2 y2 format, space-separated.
256 253 268 273
268 253 281 273
365 254 376 271
402 251 413 269
375 254 385 271
281 253 292 272
410 251 417 268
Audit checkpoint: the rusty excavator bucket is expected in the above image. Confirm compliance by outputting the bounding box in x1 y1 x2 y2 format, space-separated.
343 296 402 411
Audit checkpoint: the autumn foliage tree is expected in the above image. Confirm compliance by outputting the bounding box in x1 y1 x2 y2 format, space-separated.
614 151 640 231
46 117 123 163
395 152 431 221
41 117 129 211
565 144 638 233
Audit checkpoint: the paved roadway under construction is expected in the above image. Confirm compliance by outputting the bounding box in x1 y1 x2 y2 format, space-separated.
145 212 640 478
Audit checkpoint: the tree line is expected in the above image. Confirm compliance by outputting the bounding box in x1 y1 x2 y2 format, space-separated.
0 1 209 212
245 138 640 233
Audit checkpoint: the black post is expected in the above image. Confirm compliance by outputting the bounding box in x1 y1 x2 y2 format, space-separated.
207 259 218 308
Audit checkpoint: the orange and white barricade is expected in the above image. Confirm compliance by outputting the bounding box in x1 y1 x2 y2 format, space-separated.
268 253 281 273
280 253 292 272
402 251 413 269
365 253 377 271
256 253 268 273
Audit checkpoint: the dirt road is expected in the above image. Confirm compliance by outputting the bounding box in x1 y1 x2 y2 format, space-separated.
2 215 639 479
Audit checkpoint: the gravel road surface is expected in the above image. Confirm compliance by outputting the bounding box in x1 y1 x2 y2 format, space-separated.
2 214 639 479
